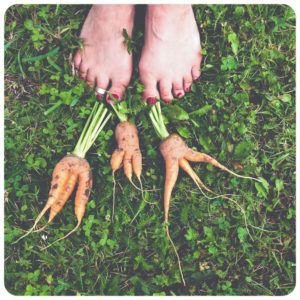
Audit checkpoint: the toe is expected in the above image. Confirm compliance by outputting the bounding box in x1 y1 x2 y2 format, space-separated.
95 76 109 99
183 74 193 92
80 64 88 81
86 71 96 88
74 49 82 69
172 79 184 98
192 50 203 81
106 81 125 104
191 65 201 81
159 80 173 104
141 76 159 104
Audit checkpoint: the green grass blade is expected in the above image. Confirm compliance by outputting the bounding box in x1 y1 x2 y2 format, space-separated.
44 100 63 116
4 40 14 51
47 56 62 72
22 46 60 63
17 50 25 78
35 24 56 38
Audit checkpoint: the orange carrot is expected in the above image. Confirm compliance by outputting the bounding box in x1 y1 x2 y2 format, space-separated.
160 133 261 222
13 102 111 247
110 121 143 220
111 121 142 182
40 155 93 250
149 102 262 286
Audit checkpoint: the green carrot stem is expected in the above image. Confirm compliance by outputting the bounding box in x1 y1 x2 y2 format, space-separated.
74 103 99 153
107 92 128 123
73 102 111 158
149 102 169 140
109 102 127 123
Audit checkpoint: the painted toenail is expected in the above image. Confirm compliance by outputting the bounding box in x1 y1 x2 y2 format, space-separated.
163 99 169 104
112 93 119 100
177 92 183 97
81 76 86 80
97 93 103 99
107 93 119 102
147 96 156 104
186 87 190 92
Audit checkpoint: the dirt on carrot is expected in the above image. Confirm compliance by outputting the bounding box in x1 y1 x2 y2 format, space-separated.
13 154 92 247
111 121 142 181
110 121 143 220
159 133 261 285
160 133 260 223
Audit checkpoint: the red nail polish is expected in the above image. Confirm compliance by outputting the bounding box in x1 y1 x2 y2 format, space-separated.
186 87 190 92
81 76 86 80
177 92 183 97
107 93 119 102
97 93 103 99
147 96 156 104
163 99 168 104
112 93 119 100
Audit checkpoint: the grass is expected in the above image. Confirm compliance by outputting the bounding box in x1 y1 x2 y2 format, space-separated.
4 4 295 296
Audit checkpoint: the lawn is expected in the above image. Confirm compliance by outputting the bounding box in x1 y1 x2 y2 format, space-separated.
4 4 296 296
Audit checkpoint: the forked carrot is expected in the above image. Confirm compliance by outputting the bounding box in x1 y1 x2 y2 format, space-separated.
13 102 111 248
108 94 144 221
149 101 262 286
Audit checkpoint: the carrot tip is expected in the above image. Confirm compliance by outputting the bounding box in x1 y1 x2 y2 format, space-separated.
112 171 116 223
33 224 48 233
40 221 81 251
12 203 51 244
165 226 186 286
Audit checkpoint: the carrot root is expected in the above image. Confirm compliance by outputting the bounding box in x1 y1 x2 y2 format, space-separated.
184 149 262 183
179 158 214 194
33 224 49 233
178 157 254 241
166 225 186 286
40 220 81 251
221 195 254 241
12 203 51 244
112 171 116 222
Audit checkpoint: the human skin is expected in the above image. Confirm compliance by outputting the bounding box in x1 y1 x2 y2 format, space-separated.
75 4 202 103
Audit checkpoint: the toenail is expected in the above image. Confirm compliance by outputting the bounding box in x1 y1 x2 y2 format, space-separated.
177 92 183 97
81 76 86 80
163 99 169 104
186 87 190 92
107 93 119 102
147 96 156 104
112 93 119 100
97 93 103 99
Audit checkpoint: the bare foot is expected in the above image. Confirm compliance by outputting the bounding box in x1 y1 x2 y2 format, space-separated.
74 5 135 102
139 5 202 103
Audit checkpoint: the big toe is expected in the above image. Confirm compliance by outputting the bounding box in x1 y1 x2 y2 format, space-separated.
106 82 126 104
141 76 159 104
